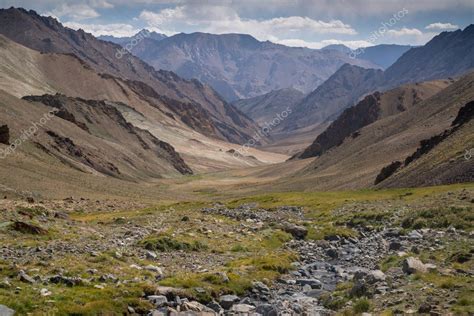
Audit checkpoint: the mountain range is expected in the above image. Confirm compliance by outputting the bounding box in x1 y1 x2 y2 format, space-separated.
0 7 259 146
104 31 379 101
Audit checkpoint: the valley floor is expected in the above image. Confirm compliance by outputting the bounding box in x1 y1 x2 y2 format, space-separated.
0 172 472 315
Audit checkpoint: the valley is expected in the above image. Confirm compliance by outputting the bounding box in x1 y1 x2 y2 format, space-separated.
0 4 473 316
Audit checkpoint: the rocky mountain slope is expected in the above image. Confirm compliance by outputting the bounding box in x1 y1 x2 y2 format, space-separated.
383 24 474 89
295 79 452 159
279 64 383 132
376 100 474 187
0 7 259 145
283 25 473 141
0 90 192 180
232 88 305 125
123 32 378 101
279 71 474 190
0 34 287 174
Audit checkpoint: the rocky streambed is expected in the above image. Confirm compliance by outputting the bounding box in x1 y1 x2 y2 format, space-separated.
142 204 472 315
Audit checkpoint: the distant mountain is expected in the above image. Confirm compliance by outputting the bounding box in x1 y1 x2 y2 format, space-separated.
233 88 305 125
125 32 378 101
321 44 352 54
279 64 383 132
0 7 260 145
383 25 474 88
98 30 167 45
322 44 412 69
294 79 452 159
357 44 412 69
284 26 474 137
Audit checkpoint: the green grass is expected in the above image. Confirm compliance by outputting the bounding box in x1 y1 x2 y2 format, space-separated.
159 252 296 302
140 235 208 252
400 206 473 230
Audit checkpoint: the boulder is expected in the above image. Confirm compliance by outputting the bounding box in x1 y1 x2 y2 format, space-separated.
0 305 15 316
296 278 322 289
256 304 278 316
19 270 35 284
147 295 168 307
389 241 402 251
402 257 429 274
282 223 308 240
326 248 338 259
219 294 240 309
230 304 256 313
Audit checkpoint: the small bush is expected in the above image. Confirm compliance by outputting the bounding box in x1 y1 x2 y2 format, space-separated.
353 298 371 313
140 236 208 252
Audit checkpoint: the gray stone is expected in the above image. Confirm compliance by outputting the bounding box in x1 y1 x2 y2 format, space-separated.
282 223 308 240
296 278 322 289
389 241 402 251
256 304 278 316
403 257 428 274
219 294 240 309
0 305 14 316
146 250 158 260
19 271 35 284
408 230 423 239
206 301 223 313
230 304 256 313
147 295 168 307
326 248 338 259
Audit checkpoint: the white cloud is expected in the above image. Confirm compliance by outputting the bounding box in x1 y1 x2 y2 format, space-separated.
387 27 423 37
425 22 459 30
63 21 141 37
89 0 114 9
277 38 373 49
46 3 99 20
138 4 357 41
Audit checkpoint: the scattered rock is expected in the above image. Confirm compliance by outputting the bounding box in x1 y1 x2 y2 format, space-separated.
219 294 240 309
230 304 256 313
403 257 428 274
147 295 168 307
282 223 308 240
19 270 35 284
256 303 278 316
326 248 338 259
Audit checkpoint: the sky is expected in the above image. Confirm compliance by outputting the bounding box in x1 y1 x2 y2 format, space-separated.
1 0 473 49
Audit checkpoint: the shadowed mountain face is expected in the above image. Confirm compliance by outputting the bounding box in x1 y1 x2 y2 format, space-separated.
294 79 453 159
0 7 260 145
232 88 305 125
322 44 412 69
123 32 379 101
285 25 473 138
279 64 384 133
356 44 412 69
383 25 474 88
289 71 474 190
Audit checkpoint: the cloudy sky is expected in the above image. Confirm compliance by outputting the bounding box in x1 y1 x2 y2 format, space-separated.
1 0 473 48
